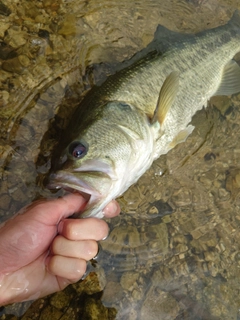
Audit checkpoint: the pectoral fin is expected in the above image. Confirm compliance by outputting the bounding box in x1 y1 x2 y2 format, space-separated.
214 60 240 96
151 71 179 126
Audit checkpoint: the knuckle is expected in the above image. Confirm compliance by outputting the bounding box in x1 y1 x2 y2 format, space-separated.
86 240 98 259
71 259 87 280
48 255 58 274
65 222 76 239
98 221 109 240
51 235 61 253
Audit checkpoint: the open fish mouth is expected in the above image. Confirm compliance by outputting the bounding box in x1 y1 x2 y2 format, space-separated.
47 169 114 206
48 171 101 196
48 159 116 197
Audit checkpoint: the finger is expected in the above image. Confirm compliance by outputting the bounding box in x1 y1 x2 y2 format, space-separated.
47 255 86 281
25 194 87 225
102 200 121 218
51 236 98 260
58 218 109 241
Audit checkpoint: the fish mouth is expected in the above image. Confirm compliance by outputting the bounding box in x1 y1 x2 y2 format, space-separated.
48 171 101 195
47 159 116 216
47 168 114 207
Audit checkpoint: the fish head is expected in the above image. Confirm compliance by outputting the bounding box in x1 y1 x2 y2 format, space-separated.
48 101 142 218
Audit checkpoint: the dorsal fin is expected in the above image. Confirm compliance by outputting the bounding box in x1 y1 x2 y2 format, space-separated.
214 60 240 96
151 71 179 126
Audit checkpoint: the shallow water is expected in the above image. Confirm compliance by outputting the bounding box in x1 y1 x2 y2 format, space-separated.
1 0 240 319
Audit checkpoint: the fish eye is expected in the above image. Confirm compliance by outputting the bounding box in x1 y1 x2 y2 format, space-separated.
119 102 131 110
68 141 88 159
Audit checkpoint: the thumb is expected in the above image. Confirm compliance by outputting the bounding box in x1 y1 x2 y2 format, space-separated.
22 193 87 226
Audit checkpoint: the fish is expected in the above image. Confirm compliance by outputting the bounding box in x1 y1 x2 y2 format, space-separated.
48 11 240 218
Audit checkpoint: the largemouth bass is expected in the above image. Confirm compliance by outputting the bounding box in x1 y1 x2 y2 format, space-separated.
49 11 240 218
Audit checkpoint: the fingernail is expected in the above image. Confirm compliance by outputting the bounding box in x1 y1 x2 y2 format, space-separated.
92 244 102 260
102 227 110 241
103 201 119 217
81 261 92 280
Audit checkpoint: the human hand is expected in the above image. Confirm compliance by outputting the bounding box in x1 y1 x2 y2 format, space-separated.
0 194 120 306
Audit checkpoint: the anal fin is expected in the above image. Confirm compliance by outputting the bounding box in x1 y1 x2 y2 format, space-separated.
214 60 240 96
169 125 195 149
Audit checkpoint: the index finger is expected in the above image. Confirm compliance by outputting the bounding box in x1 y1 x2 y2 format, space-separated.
58 218 109 241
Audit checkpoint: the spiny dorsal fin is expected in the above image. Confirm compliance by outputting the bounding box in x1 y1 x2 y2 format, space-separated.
214 60 240 96
151 71 179 126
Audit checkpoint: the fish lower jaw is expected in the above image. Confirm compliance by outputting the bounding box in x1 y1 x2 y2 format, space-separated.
48 178 101 201
49 179 107 218
61 184 94 201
